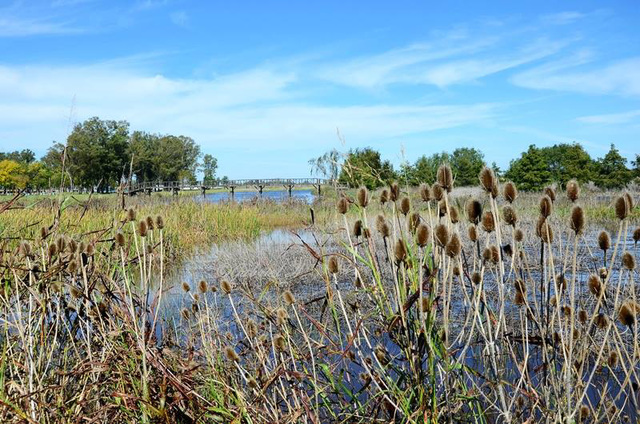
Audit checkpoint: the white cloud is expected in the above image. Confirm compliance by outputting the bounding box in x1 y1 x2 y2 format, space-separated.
170 11 188 27
0 15 79 37
540 11 586 25
576 109 640 124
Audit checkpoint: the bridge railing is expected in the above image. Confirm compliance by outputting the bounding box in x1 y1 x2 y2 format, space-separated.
125 178 338 194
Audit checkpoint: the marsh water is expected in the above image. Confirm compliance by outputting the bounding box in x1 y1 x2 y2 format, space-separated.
199 189 315 203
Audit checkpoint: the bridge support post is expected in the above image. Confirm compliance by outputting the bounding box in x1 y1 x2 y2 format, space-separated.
201 186 206 197
313 184 322 196
256 185 264 197
229 186 235 201
285 184 294 198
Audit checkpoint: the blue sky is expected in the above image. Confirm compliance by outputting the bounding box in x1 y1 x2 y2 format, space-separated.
0 0 639 179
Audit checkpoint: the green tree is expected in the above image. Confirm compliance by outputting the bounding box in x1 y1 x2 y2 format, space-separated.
540 143 595 187
401 152 450 186
450 148 485 186
129 131 159 182
339 147 395 189
0 159 23 190
154 135 201 182
309 149 341 181
202 154 218 185
632 154 640 180
504 145 552 191
594 144 633 189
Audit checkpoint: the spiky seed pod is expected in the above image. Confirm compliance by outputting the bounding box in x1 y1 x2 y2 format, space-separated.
481 211 495 233
514 228 523 242
394 239 407 263
399 197 410 215
449 206 459 224
337 197 349 215
615 196 629 220
579 405 589 422
598 231 611 251
566 180 580 202
274 334 286 352
68 239 78 254
56 236 66 253
438 200 447 218
503 244 513 257
198 280 207 293
419 184 430 202
515 291 525 306
138 220 148 237
416 224 430 248
622 252 636 270
374 345 389 365
432 183 444 201
225 346 239 362
376 215 390 238
562 305 573 318
353 220 363 238
328 256 339 274
48 243 57 258
357 187 369 208
363 226 371 239
221 280 232 294
634 227 640 244
408 212 420 234
435 224 449 247
570 206 585 235
536 217 553 243
502 205 517 227
624 192 634 211
127 208 136 222
490 182 498 199
180 308 190 320
453 265 461 276
283 290 296 305
578 309 588 324
490 245 500 263
115 232 125 247
468 225 478 242
191 301 199 313
156 215 164 230
482 247 492 262
276 307 288 326
608 351 619 368
549 295 557 307
437 164 453 192
247 319 258 338
182 282 190 293
618 302 637 327
465 199 482 224
40 226 48 240
556 274 567 294
445 233 461 258
539 195 553 218
479 167 495 194
146 216 155 231
68 260 78 274
588 274 602 297
543 187 556 203
389 182 400 202
471 272 482 285
515 279 526 294
380 189 389 204
18 241 31 258
503 181 518 203
85 243 95 256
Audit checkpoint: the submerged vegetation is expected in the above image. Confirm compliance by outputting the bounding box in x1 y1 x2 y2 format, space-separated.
0 166 639 422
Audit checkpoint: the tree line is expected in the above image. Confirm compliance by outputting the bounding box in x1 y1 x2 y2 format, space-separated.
0 117 224 192
310 143 640 190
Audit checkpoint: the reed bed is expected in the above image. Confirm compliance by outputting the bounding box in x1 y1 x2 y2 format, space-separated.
0 173 639 422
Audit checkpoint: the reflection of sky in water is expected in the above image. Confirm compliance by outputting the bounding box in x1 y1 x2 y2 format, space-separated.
196 189 315 204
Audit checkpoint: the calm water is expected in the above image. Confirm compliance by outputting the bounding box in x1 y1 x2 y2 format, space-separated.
198 189 315 203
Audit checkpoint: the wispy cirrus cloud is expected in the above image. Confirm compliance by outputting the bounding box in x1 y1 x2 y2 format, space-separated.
576 109 640 124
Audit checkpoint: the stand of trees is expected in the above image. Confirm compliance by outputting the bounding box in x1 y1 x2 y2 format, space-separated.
0 117 220 192
310 143 639 190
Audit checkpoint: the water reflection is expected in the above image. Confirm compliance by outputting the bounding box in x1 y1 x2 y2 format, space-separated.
198 189 315 204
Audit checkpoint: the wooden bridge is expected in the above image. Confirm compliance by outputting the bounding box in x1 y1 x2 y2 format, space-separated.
124 178 338 197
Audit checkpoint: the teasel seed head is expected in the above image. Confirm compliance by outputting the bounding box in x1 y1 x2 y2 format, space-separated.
68 260 78 274
337 197 349 215
180 308 190 320
453 265 461 276
224 346 239 362
40 226 48 240
431 183 444 201
624 192 634 211
449 206 459 224
445 233 461 258
562 305 573 318
615 195 629 220
85 243 94 256
514 228 523 242
146 216 154 231
618 301 638 327
515 291 525 306
127 208 136 222
438 200 447 218
599 267 608 281
468 225 478 242
481 211 495 233
479 167 495 194
608 351 619 368
283 290 296 305
247 319 258 338
357 187 369 208
482 247 492 262
578 310 588 324
570 206 585 235
48 243 57 258
376 215 390 238
399 197 411 215
588 274 602 297
549 295 557 307
221 280 232 294
502 243 513 257
416 224 430 248
115 232 125 247
155 215 164 230
380 188 389 204
56 236 66 253
465 199 482 224
435 224 449 247
437 164 453 192
274 334 286 351
536 217 553 243
182 282 190 293
503 181 518 203
566 179 579 202
353 219 363 238
579 405 589 422
502 205 517 227
138 220 148 237
276 307 288 326
389 182 400 202
419 183 431 202
198 280 207 293
408 212 420 234
514 279 526 294
394 239 407 263
539 195 553 218
374 345 389 365
622 251 636 270
471 271 482 285
634 227 640 244
490 245 500 263
555 273 567 294
543 186 556 203
328 256 339 274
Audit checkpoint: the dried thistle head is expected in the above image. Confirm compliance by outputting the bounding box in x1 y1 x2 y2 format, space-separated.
357 187 369 208
544 187 556 203
389 182 400 202
437 164 453 192
468 225 478 242
490 245 500 263
376 215 390 238
138 220 148 237
465 199 482 224
618 301 639 327
624 192 634 211
578 310 588 324
595 313 608 329
198 280 207 293
481 211 495 233
471 271 482 285
479 167 495 194
221 280 232 294
337 197 349 215
570 205 585 235
449 206 459 224
399 197 411 216
225 346 240 362
328 256 339 274
48 243 57 258
431 183 444 201
503 181 518 203
380 188 389 204
155 215 164 230
588 274 602 297
274 334 286 351
283 290 296 305
536 217 553 243
435 224 449 247
622 251 636 270
566 179 579 202
598 231 611 251
116 232 125 247
419 183 430 202
515 291 525 306
514 228 523 242
608 351 619 368
539 195 553 218
182 282 190 293
353 219 363 238
634 227 640 244
276 307 289 326
615 195 629 220
127 208 136 222
408 212 420 234
445 233 461 258
416 224 430 248
394 239 407 263
502 205 517 227
146 216 155 231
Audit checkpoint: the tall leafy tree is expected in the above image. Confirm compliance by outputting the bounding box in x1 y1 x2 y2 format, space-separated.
401 152 450 186
202 154 218 185
129 131 159 182
450 148 485 186
309 149 342 181
594 144 633 189
540 143 595 186
154 135 201 182
504 145 552 191
339 147 395 189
